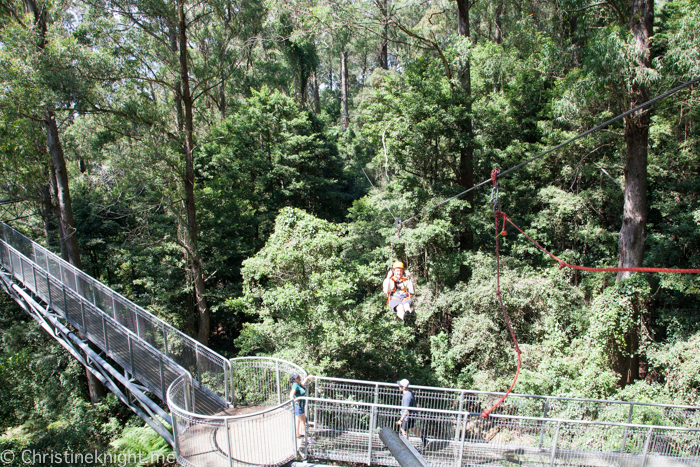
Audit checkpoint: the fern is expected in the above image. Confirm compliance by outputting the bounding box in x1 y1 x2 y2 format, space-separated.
110 421 173 467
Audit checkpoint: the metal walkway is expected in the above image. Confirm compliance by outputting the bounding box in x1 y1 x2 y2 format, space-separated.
1 222 699 467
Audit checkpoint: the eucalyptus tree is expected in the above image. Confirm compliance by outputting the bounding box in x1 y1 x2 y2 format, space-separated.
83 0 264 345
273 0 361 125
0 0 83 264
561 0 655 385
615 0 654 284
0 0 109 402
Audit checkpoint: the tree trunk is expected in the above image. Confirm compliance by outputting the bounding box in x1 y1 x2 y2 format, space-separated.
617 0 653 281
312 71 321 114
46 112 81 269
614 0 653 387
380 0 389 69
300 66 308 109
328 57 333 91
494 0 503 44
40 183 53 248
617 118 649 281
340 50 349 130
46 109 106 403
456 0 474 195
219 71 227 117
178 0 210 346
456 0 475 268
169 26 185 134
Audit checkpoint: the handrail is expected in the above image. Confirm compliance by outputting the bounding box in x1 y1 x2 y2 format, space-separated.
168 373 295 421
0 222 231 403
0 237 191 401
312 375 700 412
296 396 700 431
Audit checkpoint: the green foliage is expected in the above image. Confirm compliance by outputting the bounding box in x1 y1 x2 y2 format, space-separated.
427 251 588 391
237 207 423 381
0 0 698 420
0 297 133 462
646 332 700 405
587 277 650 356
110 422 174 467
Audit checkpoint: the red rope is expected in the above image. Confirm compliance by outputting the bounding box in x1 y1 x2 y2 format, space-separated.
501 213 700 274
481 210 522 418
480 209 700 418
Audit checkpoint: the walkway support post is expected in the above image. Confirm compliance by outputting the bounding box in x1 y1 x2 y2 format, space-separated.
456 410 468 467
379 427 429 467
276 360 281 405
225 419 233 466
621 403 635 452
367 404 377 464
454 391 465 453
539 398 550 448
640 427 653 467
367 384 379 465
549 421 561 467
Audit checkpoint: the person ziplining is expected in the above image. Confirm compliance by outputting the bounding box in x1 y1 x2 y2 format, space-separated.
383 261 415 322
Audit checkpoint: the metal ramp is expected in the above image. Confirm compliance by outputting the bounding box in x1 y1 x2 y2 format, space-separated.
1 222 699 467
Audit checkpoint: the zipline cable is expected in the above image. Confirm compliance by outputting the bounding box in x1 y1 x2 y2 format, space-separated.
401 75 700 225
362 167 404 252
362 167 399 224
498 75 700 179
397 77 699 417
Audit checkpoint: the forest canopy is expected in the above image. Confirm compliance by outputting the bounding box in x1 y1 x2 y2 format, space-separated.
0 0 699 454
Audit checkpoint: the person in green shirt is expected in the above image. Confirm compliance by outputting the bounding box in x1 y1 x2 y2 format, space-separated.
289 373 313 441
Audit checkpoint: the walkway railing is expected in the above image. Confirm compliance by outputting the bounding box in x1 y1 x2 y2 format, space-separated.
0 223 230 414
2 221 699 467
313 376 700 427
305 377 700 466
303 396 700 466
167 358 307 467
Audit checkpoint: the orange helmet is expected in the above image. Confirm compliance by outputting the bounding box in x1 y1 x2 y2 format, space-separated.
392 261 404 269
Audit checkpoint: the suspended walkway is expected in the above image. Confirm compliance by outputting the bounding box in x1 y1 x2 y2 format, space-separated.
0 222 699 467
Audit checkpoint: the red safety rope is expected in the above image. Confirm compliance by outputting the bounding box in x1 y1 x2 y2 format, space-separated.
501 213 700 274
481 167 700 419
480 210 522 418
482 169 522 418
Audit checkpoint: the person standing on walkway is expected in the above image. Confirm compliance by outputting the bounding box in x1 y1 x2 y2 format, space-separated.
290 373 314 442
395 378 424 445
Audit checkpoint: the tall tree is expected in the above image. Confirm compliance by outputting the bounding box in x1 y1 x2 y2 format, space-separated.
176 0 210 345
616 0 653 283
0 0 105 402
613 0 654 386
456 0 475 257
378 0 389 69
340 49 350 129
85 0 261 345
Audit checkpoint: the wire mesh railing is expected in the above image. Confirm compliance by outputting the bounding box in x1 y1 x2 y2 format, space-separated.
0 235 189 404
303 396 700 467
168 373 298 467
0 222 231 408
230 357 307 408
313 376 700 428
